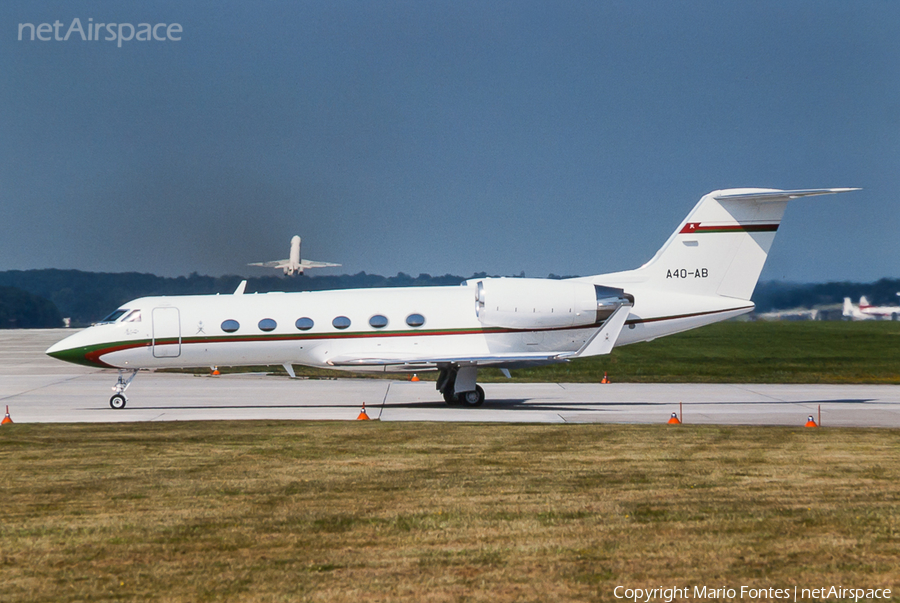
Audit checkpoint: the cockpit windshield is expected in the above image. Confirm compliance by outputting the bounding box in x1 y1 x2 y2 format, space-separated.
122 310 142 322
98 309 129 324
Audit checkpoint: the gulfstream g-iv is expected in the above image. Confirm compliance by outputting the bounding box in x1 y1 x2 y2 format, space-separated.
47 188 857 409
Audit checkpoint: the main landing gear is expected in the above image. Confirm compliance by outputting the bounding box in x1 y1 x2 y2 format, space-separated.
110 369 138 409
436 365 485 407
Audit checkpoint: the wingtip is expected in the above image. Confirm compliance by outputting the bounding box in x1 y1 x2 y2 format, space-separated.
785 187 862 199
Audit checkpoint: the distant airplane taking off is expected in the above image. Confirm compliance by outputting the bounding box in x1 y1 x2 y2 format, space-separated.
249 235 340 275
47 187 858 409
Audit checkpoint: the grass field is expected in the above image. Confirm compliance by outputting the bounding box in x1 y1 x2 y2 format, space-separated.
181 321 900 384
2 422 898 602
512 320 900 384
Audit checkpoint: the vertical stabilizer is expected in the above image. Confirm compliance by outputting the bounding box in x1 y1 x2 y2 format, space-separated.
633 188 858 301
843 297 854 318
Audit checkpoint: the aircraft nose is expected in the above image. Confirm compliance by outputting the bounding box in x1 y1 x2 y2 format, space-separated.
46 332 98 367
46 333 76 356
46 336 80 362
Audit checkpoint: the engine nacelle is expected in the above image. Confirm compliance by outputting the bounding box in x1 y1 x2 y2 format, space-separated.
467 278 632 330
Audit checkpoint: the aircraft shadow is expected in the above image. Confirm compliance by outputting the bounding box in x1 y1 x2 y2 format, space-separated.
90 404 371 411
91 398 876 412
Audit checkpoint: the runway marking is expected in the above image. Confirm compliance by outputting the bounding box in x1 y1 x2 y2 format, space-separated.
0 373 94 402
731 384 789 402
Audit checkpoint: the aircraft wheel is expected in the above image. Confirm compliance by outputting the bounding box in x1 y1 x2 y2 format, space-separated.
110 394 127 410
443 390 459 405
460 385 485 407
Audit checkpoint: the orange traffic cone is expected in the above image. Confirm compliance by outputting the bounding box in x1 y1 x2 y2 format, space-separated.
410 374 420 382
667 412 681 425
601 372 609 384
805 415 817 428
1 405 12 425
211 366 220 376
356 402 370 420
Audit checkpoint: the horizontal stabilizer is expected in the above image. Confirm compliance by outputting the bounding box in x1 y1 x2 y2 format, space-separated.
713 188 860 203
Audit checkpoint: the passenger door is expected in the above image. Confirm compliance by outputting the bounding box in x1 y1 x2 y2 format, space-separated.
152 307 181 358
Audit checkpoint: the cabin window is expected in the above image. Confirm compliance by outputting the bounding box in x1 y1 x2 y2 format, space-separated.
369 314 388 329
99 309 128 324
258 318 277 332
295 317 314 331
221 319 240 333
406 313 425 327
332 316 351 330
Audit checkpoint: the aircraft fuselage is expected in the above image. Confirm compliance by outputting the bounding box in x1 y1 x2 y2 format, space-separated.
46 280 751 372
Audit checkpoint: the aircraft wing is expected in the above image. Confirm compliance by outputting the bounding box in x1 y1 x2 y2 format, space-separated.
248 260 289 268
299 260 342 268
328 305 631 369
561 304 631 358
327 351 570 370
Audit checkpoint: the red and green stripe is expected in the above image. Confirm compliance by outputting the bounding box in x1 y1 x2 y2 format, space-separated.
48 307 752 369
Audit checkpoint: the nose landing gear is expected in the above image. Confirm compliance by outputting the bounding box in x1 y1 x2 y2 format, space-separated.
110 369 138 409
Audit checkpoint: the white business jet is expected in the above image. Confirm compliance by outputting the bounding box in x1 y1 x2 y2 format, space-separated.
248 235 340 275
47 187 857 409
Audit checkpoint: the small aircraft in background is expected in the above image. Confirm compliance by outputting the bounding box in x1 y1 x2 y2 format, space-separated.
47 187 858 409
843 295 900 321
249 235 340 276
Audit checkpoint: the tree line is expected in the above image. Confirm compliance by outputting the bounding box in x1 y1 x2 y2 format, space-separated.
0 269 898 328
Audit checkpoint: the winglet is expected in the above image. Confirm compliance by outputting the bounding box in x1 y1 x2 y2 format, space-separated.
564 303 632 359
233 280 247 295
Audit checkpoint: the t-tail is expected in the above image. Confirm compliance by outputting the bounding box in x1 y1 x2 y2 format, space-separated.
586 188 859 341
619 188 857 299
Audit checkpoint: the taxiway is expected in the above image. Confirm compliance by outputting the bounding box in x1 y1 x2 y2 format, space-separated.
4 330 900 426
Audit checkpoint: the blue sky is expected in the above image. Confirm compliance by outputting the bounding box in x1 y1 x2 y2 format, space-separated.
1 1 897 282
